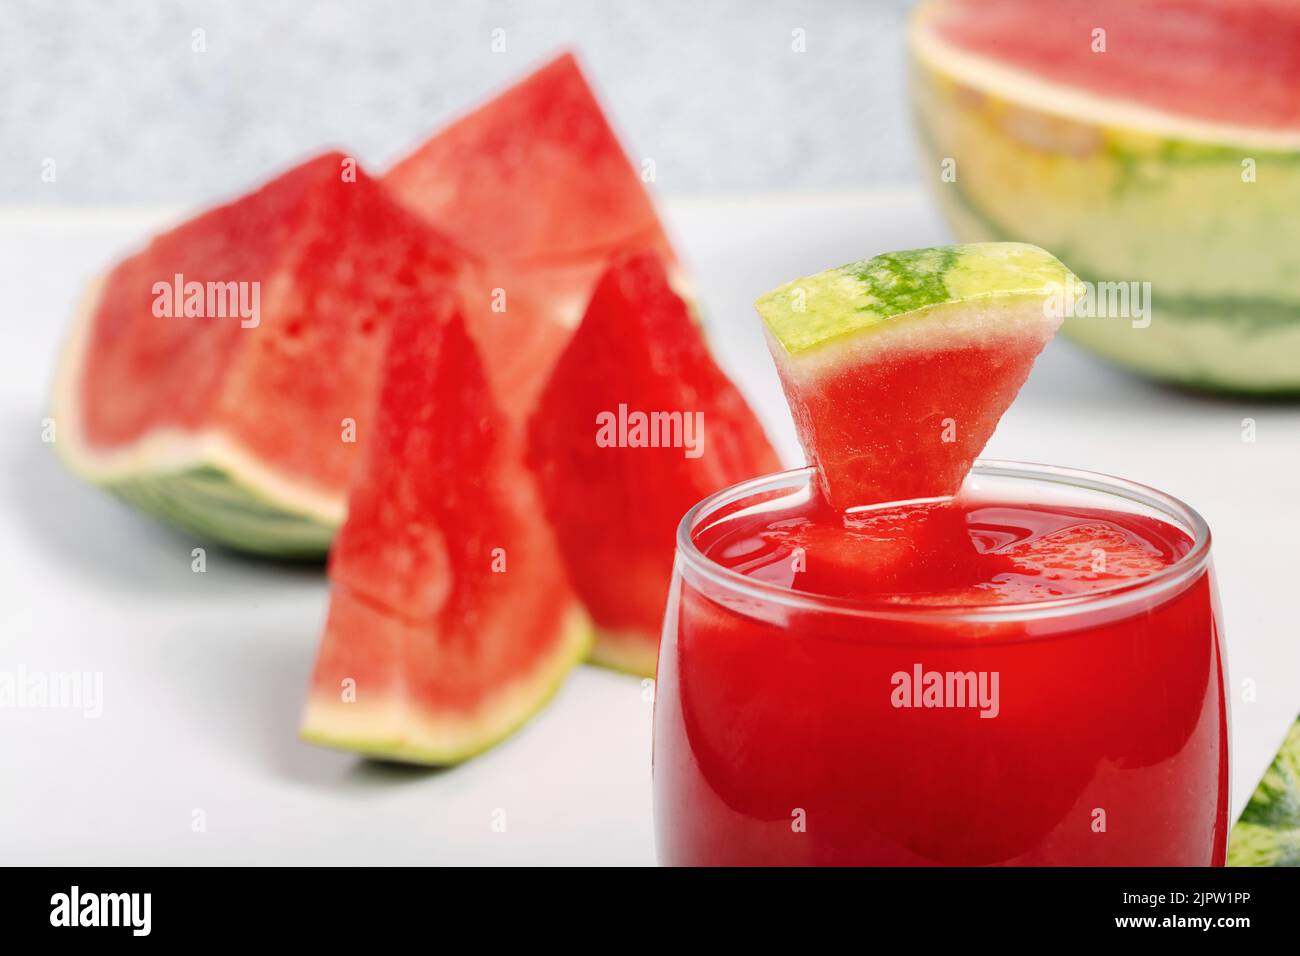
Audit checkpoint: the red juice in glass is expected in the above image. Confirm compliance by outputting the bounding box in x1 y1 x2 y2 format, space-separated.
652 462 1229 866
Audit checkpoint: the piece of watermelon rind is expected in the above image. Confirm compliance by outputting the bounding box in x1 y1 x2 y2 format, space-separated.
1228 715 1300 867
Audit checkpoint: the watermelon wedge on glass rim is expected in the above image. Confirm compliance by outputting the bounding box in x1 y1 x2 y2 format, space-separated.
527 254 779 677
754 243 1072 511
301 289 590 764
384 51 687 419
910 0 1300 392
49 152 467 557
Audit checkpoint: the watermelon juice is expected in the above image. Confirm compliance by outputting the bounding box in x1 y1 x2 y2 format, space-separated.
652 462 1228 866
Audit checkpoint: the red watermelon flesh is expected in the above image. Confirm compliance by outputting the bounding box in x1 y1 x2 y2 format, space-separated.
927 0 1300 130
776 337 1051 509
527 254 780 676
384 52 683 419
67 150 466 510
302 294 589 763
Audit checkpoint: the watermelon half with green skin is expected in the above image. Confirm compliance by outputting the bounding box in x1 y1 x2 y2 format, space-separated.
527 254 780 677
384 51 686 419
51 151 466 556
1229 715 1300 866
301 291 591 764
754 243 1070 511
910 0 1300 393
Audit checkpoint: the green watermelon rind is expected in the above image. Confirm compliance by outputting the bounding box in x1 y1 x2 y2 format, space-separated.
51 277 343 557
107 466 335 558
299 607 594 765
908 2 1300 394
1228 716 1300 867
754 242 1072 365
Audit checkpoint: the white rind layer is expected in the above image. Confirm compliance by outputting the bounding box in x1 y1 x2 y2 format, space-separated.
911 3 1300 150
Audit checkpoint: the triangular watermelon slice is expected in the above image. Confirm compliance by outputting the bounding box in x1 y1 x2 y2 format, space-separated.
384 52 685 419
527 254 779 676
754 243 1072 511
51 151 467 556
301 292 591 764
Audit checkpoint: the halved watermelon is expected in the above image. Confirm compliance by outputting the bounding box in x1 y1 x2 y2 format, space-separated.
384 52 686 419
527 254 780 677
51 151 466 556
301 290 590 764
910 0 1300 392
754 243 1070 511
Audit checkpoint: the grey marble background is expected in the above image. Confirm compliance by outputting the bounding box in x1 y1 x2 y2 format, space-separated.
6 0 920 204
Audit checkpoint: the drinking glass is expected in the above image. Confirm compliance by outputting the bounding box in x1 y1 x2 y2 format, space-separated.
653 462 1229 866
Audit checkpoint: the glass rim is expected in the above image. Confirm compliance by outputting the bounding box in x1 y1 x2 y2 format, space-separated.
675 460 1213 625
